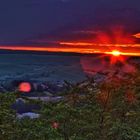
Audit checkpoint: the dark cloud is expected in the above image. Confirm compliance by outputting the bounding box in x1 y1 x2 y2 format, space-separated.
0 0 140 45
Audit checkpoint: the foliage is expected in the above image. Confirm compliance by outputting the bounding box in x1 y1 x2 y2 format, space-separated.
0 93 17 140
0 70 140 140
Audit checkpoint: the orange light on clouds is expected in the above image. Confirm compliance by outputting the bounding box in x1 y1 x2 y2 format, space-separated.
60 42 140 48
1 45 140 56
0 46 101 54
60 42 93 46
0 27 140 57
133 33 140 38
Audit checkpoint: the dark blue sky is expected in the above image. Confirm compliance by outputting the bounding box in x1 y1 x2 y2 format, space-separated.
0 0 140 45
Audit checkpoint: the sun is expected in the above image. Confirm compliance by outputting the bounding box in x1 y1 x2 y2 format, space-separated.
108 50 125 64
111 50 121 56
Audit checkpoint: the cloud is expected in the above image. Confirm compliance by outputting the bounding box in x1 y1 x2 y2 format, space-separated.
60 0 70 2
133 33 140 39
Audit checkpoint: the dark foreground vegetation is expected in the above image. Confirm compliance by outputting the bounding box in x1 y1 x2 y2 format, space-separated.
0 66 140 140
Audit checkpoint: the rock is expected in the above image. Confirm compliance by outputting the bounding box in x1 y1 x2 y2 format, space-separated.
11 100 41 114
17 112 40 119
43 91 53 97
27 96 64 102
15 98 26 103
0 85 7 92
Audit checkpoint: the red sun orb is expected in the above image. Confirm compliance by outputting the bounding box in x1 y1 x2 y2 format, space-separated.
19 82 31 93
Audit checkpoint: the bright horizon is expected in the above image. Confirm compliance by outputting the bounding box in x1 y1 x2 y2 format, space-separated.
1 43 140 56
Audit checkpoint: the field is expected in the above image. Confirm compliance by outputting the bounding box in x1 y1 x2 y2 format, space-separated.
0 53 86 84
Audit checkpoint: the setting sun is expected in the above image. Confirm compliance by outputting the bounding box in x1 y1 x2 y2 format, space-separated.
111 50 121 56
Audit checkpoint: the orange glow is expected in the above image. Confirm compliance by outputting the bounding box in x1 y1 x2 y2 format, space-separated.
59 26 140 57
1 45 140 56
105 50 125 64
60 42 140 47
111 50 121 56
110 50 121 64
133 33 140 38
0 27 140 57
19 82 31 93
104 51 140 56
60 42 93 46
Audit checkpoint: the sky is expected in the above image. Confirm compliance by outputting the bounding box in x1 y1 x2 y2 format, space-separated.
0 0 140 55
